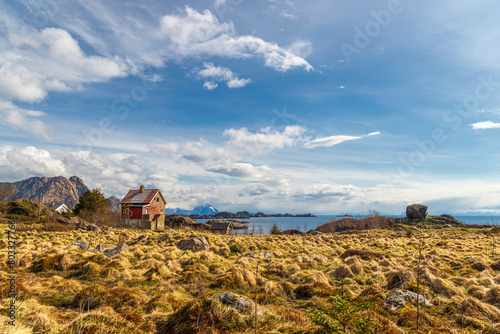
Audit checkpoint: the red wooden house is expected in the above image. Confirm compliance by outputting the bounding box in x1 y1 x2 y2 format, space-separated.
121 185 166 230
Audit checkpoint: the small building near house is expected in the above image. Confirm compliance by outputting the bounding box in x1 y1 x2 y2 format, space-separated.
50 202 70 214
120 185 166 231
209 221 233 235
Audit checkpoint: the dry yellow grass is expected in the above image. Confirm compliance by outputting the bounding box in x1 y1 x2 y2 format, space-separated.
2 224 500 332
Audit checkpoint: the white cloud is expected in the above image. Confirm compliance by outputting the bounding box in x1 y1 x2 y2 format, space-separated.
149 138 232 166
304 131 380 149
0 101 51 140
208 163 274 180
224 125 307 153
203 81 218 90
0 146 65 180
291 184 362 201
197 62 250 89
280 10 297 19
471 121 500 129
287 40 312 58
159 7 313 72
0 16 128 103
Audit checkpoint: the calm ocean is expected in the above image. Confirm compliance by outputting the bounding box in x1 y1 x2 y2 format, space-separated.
195 214 500 234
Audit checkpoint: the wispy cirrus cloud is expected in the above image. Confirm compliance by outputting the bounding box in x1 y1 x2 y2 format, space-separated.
471 121 500 129
304 131 380 149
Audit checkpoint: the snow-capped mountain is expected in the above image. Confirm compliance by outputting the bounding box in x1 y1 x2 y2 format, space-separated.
165 203 219 215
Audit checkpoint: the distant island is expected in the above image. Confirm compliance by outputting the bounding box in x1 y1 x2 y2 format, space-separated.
187 211 316 219
165 203 315 219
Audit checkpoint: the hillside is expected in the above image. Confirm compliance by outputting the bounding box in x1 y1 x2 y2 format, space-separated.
2 175 88 207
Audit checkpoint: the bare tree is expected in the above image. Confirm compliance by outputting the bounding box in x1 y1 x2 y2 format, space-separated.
0 183 15 203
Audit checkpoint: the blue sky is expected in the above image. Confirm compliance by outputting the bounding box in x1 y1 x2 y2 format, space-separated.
1 0 500 214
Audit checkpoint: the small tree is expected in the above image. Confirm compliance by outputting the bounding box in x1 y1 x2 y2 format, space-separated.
270 223 281 235
74 188 110 219
307 279 375 333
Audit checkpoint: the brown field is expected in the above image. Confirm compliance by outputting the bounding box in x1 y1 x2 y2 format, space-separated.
2 221 500 333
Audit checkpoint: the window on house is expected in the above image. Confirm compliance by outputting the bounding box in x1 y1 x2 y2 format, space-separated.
145 208 149 214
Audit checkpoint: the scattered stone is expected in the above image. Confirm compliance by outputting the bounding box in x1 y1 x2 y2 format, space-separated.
394 227 405 232
406 204 428 220
247 253 259 258
95 243 117 253
130 234 149 245
384 289 433 312
176 237 209 252
410 226 419 231
157 233 172 244
261 251 274 258
104 243 128 257
70 240 89 251
88 223 101 232
213 293 253 313
308 230 323 235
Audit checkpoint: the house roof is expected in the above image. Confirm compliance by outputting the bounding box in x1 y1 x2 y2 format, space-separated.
121 189 166 205
50 203 67 210
209 222 233 230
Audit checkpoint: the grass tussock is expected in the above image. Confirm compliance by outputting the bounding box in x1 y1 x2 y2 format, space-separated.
3 223 500 333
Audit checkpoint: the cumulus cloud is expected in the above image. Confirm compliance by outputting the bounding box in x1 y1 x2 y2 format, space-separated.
224 125 307 153
0 101 51 140
197 62 250 89
0 146 65 180
471 121 500 129
0 17 128 103
159 6 313 72
304 131 380 148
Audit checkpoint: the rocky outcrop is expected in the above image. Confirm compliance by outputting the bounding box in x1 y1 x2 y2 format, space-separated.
406 204 428 220
384 289 433 312
5 175 88 208
165 215 197 228
0 199 44 217
207 219 249 229
176 237 209 252
316 217 394 233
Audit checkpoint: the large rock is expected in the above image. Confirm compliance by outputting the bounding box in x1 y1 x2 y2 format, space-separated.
384 289 433 312
95 243 117 252
213 293 253 313
104 243 128 257
406 204 428 220
70 240 89 251
176 237 209 252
